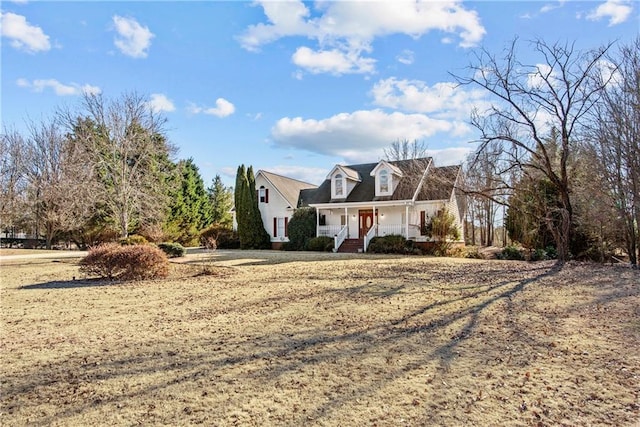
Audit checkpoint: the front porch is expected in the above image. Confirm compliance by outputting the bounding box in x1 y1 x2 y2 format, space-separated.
314 204 432 253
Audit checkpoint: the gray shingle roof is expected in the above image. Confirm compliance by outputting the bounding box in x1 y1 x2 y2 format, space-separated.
297 158 460 206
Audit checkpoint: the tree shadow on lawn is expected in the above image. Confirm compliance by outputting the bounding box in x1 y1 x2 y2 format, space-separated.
19 278 113 290
3 262 567 425
180 249 402 267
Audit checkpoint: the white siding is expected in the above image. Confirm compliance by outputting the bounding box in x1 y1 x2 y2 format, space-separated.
255 174 292 242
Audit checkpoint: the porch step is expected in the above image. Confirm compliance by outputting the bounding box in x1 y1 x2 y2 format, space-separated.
338 238 364 253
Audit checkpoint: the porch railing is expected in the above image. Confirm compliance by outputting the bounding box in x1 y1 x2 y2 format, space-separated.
363 223 378 253
319 224 342 237
333 225 348 252
377 224 406 237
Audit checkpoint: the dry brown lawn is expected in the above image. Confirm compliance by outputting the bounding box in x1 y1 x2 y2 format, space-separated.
1 249 639 426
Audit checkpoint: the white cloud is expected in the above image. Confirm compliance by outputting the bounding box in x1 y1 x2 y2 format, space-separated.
292 46 375 75
1 12 51 53
397 49 414 65
112 15 154 58
586 0 633 25
80 84 102 96
526 63 554 89
147 93 175 113
17 78 101 96
239 0 485 75
427 147 473 166
271 109 468 163
189 98 235 118
370 77 489 121
540 0 566 14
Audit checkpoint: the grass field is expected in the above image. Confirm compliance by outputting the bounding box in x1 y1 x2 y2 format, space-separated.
1 250 639 426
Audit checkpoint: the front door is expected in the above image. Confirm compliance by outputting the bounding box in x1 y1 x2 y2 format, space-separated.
359 209 375 238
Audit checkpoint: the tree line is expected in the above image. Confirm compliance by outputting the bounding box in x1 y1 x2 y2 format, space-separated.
0 92 233 249
460 37 639 266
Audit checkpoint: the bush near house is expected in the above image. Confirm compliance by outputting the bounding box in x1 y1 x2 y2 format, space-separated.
200 224 240 250
157 242 186 258
286 207 317 251
79 243 169 281
367 235 413 254
306 236 334 252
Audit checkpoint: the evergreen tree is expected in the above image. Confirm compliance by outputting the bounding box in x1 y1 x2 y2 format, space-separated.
164 158 211 245
234 165 270 249
208 174 233 227
234 165 249 247
246 166 271 249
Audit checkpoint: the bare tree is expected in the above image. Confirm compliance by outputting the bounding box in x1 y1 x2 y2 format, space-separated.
463 140 514 247
384 139 428 161
456 38 613 262
19 118 97 248
583 38 640 266
59 92 175 238
0 128 28 242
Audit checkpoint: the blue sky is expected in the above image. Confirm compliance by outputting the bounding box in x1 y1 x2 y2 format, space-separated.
2 1 638 187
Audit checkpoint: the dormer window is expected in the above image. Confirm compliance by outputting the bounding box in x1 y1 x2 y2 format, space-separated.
335 174 343 196
328 165 360 199
371 160 403 197
379 170 389 193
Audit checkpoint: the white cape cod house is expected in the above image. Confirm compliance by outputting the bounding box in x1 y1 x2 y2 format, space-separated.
253 157 464 252
298 157 464 252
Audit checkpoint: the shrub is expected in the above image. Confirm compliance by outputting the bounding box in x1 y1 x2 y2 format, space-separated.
157 242 186 258
79 243 169 281
545 245 558 260
367 235 407 254
306 236 334 252
530 248 548 261
287 207 317 251
200 224 240 250
119 234 148 246
446 245 481 259
497 245 524 260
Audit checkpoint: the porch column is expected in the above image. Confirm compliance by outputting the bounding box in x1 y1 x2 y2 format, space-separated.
405 205 409 238
344 207 348 237
316 207 320 237
372 205 376 226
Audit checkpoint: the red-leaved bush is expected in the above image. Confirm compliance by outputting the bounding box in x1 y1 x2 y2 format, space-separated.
79 243 169 281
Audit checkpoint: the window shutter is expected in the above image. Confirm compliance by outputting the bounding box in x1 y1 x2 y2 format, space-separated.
265 188 269 203
284 217 289 237
273 217 277 237
420 211 426 236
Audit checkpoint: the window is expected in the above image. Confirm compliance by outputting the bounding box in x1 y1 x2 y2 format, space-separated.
273 217 288 238
340 215 347 226
379 170 389 193
335 173 343 196
259 186 268 203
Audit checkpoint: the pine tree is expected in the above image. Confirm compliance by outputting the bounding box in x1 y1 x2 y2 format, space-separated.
164 158 210 245
208 174 233 227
